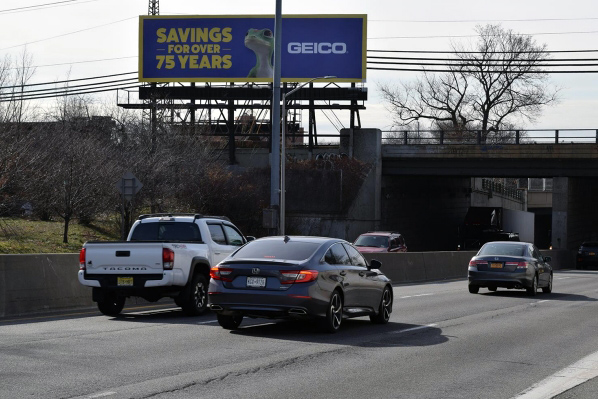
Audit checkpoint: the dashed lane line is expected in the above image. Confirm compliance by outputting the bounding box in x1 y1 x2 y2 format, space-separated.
390 323 438 334
399 293 434 299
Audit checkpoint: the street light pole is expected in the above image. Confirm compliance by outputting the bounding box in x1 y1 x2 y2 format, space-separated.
280 75 336 236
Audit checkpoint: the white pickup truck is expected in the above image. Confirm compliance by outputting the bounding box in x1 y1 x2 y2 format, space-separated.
78 214 254 316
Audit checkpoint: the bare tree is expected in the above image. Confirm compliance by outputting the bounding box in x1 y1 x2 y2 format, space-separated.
380 24 557 139
456 25 557 134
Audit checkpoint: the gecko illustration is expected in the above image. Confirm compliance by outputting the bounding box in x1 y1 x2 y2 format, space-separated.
244 28 274 78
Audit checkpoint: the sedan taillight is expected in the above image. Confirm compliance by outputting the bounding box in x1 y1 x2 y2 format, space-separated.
210 266 234 282
280 270 319 284
515 261 530 270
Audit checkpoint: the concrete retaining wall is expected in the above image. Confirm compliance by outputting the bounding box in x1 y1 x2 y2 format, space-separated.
0 249 574 318
0 254 92 318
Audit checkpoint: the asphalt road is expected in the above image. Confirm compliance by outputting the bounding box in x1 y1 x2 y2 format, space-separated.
1 270 598 399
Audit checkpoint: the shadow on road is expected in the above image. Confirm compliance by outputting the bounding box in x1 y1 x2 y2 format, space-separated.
226 318 449 348
481 291 597 302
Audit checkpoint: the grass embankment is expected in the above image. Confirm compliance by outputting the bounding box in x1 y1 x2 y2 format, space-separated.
0 218 120 254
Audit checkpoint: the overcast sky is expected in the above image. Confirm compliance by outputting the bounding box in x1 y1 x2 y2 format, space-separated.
1 0 597 134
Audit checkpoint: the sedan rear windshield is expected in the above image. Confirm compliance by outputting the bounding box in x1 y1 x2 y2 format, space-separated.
478 243 526 257
354 235 389 248
130 222 202 242
232 240 320 261
581 242 598 247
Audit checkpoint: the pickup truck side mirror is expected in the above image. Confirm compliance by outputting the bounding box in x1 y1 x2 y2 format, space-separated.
246 236 256 242
369 259 382 270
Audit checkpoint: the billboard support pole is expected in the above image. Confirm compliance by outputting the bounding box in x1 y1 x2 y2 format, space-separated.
270 0 283 235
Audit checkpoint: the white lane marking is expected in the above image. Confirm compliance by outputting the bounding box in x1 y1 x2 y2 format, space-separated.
399 293 434 299
87 392 116 398
512 350 598 398
556 277 571 280
536 300 550 304
391 323 438 334
196 320 218 325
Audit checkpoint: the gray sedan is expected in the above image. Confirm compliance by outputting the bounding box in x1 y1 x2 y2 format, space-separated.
208 236 393 333
468 241 553 295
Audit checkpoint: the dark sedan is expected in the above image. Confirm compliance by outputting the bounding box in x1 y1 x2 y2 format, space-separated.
576 241 598 270
467 241 552 296
208 236 393 333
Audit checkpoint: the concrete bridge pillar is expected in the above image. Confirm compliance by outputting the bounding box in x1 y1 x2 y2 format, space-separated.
340 128 382 237
552 177 598 251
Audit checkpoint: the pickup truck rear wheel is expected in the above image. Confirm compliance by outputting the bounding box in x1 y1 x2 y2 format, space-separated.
181 273 208 316
97 295 125 316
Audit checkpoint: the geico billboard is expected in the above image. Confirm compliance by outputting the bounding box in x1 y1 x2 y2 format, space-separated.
139 15 367 83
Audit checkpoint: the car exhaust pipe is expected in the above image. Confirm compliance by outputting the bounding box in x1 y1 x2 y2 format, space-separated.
210 304 223 311
288 308 307 315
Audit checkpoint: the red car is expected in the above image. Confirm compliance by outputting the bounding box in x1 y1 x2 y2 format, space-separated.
353 232 408 253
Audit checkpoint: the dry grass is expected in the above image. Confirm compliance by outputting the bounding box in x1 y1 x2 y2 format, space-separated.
0 218 120 254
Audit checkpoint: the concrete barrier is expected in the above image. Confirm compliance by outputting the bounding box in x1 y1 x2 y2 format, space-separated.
0 254 92 318
0 249 575 318
363 249 572 285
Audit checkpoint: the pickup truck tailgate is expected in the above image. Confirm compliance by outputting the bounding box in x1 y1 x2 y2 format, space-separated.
84 242 165 274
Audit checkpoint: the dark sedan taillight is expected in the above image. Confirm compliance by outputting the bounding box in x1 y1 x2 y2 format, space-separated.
280 270 319 284
210 266 234 282
468 260 487 270
507 261 530 270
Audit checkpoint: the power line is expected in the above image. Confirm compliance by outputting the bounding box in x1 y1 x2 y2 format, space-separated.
369 30 598 40
368 49 598 54
0 16 138 51
1 71 137 89
5 56 137 70
0 77 139 97
370 17 598 23
367 66 598 73
0 84 142 102
0 0 100 15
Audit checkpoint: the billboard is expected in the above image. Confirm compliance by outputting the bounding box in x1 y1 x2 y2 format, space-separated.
139 15 367 83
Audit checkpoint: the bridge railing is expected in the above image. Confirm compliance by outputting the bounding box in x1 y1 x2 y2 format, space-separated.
381 129 598 145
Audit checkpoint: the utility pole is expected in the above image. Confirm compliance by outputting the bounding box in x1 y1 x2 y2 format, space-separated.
148 0 158 153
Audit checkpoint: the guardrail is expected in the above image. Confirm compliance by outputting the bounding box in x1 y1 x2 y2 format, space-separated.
381 129 598 145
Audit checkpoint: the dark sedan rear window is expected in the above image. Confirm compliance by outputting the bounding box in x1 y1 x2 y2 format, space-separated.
478 243 526 257
582 242 598 247
232 240 320 261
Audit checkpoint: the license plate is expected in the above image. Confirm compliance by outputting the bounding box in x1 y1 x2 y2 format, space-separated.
590 252 595 256
117 277 133 286
247 276 266 288
490 263 503 269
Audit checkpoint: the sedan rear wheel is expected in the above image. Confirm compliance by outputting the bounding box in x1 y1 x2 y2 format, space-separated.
370 286 393 324
527 275 538 296
542 273 553 294
217 314 243 330
320 291 343 333
468 284 479 294
488 286 497 292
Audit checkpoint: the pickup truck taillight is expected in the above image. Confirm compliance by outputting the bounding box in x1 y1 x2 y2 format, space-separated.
163 248 175 270
79 248 86 270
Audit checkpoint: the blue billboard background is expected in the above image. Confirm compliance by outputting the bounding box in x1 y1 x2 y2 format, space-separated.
139 15 366 82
